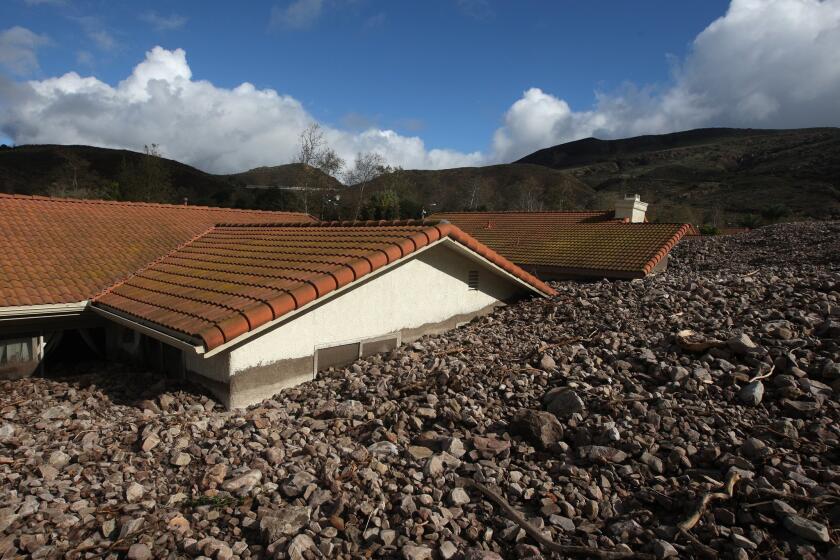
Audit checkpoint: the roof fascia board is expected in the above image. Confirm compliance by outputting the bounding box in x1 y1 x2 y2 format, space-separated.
0 301 89 321
91 306 204 355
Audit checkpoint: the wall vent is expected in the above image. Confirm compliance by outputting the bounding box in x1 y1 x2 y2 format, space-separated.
467 270 479 290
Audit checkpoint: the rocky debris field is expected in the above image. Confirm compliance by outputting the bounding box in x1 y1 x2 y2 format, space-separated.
1 221 839 560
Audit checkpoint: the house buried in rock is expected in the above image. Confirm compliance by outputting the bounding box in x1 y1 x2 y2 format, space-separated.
0 195 554 408
431 195 691 280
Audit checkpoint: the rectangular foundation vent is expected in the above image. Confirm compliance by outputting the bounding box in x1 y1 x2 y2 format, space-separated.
468 270 479 290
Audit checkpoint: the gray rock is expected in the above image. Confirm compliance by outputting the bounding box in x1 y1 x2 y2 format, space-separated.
544 388 585 417
281 470 316 497
221 469 262 494
439 541 458 560
783 515 829 542
170 451 191 466
260 506 311 543
739 380 764 405
728 333 758 355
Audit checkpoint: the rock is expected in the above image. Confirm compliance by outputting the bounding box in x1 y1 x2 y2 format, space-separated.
260 506 311 543
439 541 458 560
170 451 191 466
442 437 466 458
221 469 262 495
368 441 400 456
287 534 316 560
739 380 764 405
543 388 585 417
0 423 15 438
47 450 69 468
448 487 470 506
782 399 821 415
652 540 678 559
127 543 152 560
408 445 433 460
739 437 767 458
265 447 285 465
472 435 511 458
167 515 190 534
201 464 228 488
141 433 160 452
539 354 556 370
402 544 433 560
513 408 564 449
771 500 797 516
281 470 316 497
728 333 758 355
580 445 627 464
336 399 365 418
125 482 145 503
118 517 145 539
783 515 830 542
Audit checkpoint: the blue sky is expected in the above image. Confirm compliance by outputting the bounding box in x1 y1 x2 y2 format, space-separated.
2 0 838 172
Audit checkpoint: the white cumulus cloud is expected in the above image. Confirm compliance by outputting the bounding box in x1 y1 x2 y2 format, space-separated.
0 46 482 173
491 0 840 161
2 0 839 172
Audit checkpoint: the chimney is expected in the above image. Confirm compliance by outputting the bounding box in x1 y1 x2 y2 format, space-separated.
614 193 648 223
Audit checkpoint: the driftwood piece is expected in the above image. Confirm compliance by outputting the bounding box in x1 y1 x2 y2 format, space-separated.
678 470 741 531
458 478 655 560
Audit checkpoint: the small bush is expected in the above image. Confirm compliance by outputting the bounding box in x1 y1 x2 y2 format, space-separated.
699 224 721 236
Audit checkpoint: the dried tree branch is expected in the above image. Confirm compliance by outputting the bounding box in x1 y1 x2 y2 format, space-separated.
678 470 740 531
458 478 655 560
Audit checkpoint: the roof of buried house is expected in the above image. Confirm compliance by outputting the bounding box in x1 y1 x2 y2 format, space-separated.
0 194 316 307
427 213 691 278
430 210 622 228
92 220 556 351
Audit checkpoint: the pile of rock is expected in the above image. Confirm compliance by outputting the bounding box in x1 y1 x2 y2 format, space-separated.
0 221 838 559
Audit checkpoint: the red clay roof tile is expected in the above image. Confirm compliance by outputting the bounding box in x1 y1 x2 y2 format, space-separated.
432 211 690 278
0 194 315 307
93 221 554 350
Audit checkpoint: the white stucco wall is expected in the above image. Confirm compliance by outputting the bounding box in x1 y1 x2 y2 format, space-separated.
185 240 528 383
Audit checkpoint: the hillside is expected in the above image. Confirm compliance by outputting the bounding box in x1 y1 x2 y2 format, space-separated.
516 127 840 223
3 127 840 223
342 163 594 218
0 145 337 213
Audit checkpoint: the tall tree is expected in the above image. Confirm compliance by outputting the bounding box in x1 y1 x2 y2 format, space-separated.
295 123 344 216
345 152 386 219
117 144 174 203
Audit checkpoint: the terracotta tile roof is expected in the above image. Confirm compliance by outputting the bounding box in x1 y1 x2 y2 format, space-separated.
0 194 315 307
93 220 555 350
430 210 621 228
430 212 691 278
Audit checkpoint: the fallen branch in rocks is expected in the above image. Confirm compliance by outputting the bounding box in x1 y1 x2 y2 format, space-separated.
677 470 741 532
747 364 775 383
458 478 655 560
678 529 719 559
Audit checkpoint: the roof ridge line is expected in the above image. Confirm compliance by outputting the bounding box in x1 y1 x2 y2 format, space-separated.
0 193 314 217
214 219 449 228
